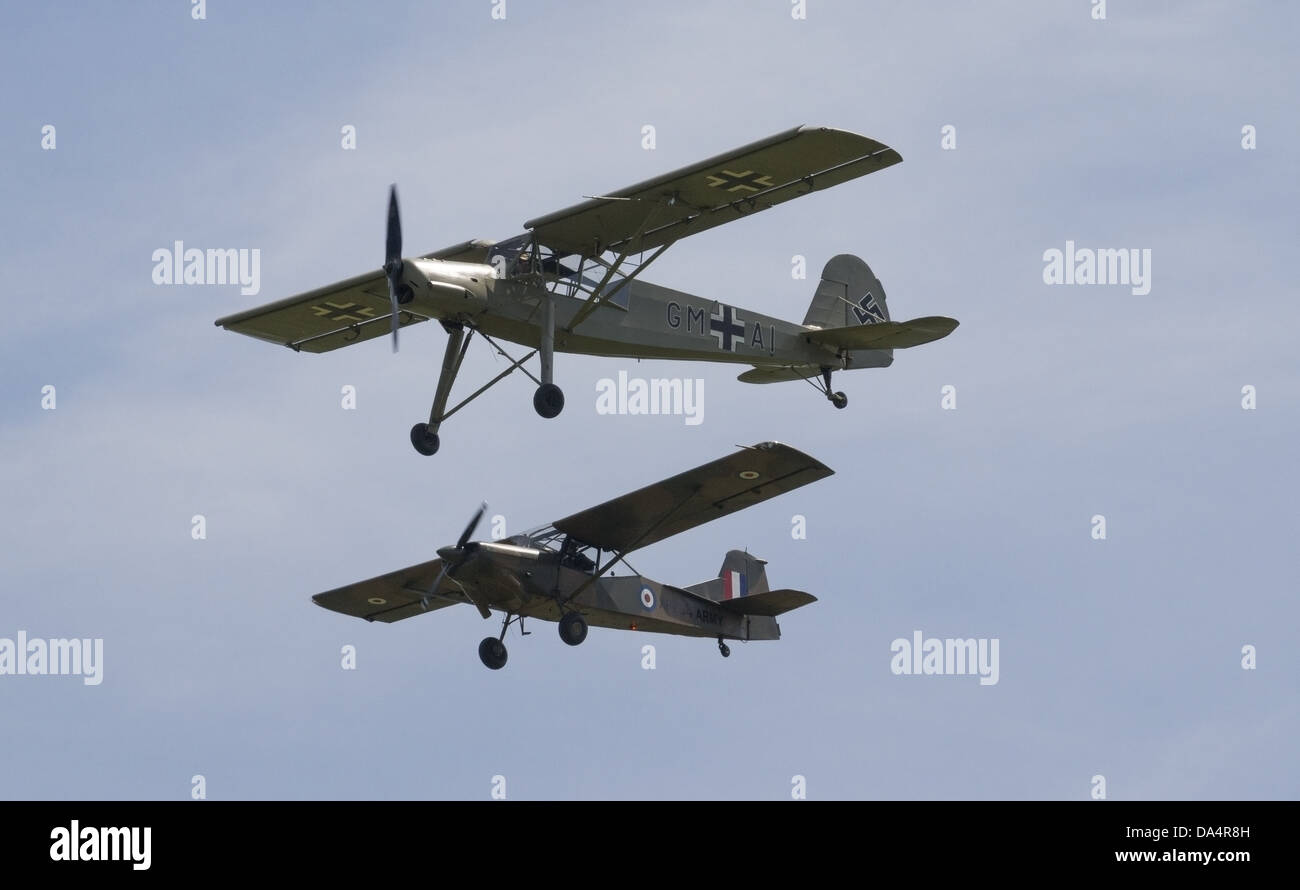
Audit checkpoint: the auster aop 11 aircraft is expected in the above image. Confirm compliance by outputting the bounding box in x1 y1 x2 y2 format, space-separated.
215 126 958 455
312 442 831 669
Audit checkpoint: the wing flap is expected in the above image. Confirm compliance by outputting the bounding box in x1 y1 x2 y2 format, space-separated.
525 126 901 256
552 442 833 554
807 315 959 351
311 558 466 623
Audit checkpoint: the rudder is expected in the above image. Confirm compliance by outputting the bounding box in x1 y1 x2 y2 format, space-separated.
685 550 770 601
803 254 890 329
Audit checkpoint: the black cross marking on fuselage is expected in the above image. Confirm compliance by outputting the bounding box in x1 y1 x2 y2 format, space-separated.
311 301 376 323
710 304 745 352
853 292 885 324
706 169 774 194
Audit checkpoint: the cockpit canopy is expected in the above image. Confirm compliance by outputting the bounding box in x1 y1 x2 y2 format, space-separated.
487 234 631 309
514 525 598 572
488 234 577 280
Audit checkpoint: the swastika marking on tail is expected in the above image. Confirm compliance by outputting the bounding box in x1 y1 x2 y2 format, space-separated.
853 292 885 324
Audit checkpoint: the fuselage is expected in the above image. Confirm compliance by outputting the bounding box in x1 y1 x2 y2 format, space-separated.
454 540 778 642
402 258 892 373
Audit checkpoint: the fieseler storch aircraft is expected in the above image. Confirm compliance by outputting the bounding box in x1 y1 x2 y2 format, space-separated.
214 126 958 455
312 442 831 669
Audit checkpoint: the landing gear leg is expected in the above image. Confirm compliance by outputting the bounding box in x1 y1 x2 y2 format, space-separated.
717 636 731 658
478 610 518 670
411 323 472 455
820 367 848 410
533 295 564 418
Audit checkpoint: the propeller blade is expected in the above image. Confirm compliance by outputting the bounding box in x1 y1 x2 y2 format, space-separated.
458 501 488 551
386 185 402 264
385 185 403 353
389 295 399 352
425 502 491 618
423 561 453 611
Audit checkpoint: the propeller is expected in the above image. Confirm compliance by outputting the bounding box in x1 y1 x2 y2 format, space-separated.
384 184 403 353
424 502 490 618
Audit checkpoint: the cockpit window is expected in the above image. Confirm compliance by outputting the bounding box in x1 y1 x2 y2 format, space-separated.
487 235 531 279
561 550 596 572
559 535 597 572
487 236 630 310
489 235 577 281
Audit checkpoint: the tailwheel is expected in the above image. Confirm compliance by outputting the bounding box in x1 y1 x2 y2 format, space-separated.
718 637 731 658
816 367 849 410
478 636 508 670
558 611 588 646
533 383 565 419
410 423 440 456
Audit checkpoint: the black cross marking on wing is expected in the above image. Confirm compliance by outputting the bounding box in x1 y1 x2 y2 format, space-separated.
705 169 775 194
311 301 377 323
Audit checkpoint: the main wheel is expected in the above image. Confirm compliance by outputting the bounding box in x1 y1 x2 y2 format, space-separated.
830 392 848 410
478 636 508 670
410 423 440 455
533 383 565 419
558 611 588 646
719 641 731 658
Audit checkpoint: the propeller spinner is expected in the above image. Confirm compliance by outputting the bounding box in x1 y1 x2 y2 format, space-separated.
425 502 490 617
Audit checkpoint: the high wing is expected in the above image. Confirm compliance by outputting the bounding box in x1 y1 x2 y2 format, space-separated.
524 126 901 257
215 128 895 348
312 557 469 623
552 441 833 555
212 240 494 353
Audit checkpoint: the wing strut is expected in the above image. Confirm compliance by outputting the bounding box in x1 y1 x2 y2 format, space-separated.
564 239 675 333
408 323 544 454
438 334 540 424
559 485 703 606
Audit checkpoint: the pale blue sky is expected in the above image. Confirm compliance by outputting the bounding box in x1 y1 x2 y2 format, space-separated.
1 1 1296 799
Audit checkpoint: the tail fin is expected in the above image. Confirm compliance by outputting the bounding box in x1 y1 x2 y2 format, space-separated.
803 254 889 330
685 550 770 601
799 253 957 354
684 551 817 637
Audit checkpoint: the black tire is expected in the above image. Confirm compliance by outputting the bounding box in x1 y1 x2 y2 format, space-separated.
558 612 588 646
719 642 731 658
831 392 848 410
410 423 440 455
478 637 508 670
533 383 565 419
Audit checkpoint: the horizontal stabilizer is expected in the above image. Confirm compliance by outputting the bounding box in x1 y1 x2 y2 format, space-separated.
715 588 817 617
807 315 958 351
